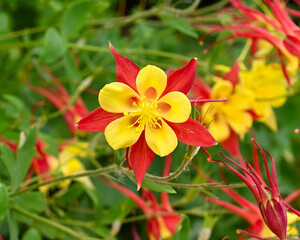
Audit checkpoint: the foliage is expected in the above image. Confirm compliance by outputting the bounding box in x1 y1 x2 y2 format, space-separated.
0 0 300 240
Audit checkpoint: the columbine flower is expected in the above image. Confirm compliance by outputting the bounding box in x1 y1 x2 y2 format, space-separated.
193 62 252 157
48 141 94 189
210 138 300 240
26 67 89 136
77 43 216 188
239 60 287 131
202 0 300 85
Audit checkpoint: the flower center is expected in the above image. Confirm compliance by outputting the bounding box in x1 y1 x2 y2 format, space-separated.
126 96 162 132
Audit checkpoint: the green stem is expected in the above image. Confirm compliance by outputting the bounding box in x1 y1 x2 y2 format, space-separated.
68 43 201 64
10 204 102 240
145 181 246 190
9 165 118 198
0 40 202 66
144 146 201 182
166 0 202 14
192 0 228 15
88 6 160 27
0 25 53 41
0 40 41 49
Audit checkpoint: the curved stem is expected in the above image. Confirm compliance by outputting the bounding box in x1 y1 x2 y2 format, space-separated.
68 43 202 64
9 165 118 198
144 146 200 182
166 0 202 14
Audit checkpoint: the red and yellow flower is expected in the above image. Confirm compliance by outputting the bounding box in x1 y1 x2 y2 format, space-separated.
238 60 288 131
193 62 252 158
77 43 216 188
204 0 300 85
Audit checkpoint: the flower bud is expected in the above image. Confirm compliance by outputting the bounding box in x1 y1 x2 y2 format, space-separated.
259 198 287 240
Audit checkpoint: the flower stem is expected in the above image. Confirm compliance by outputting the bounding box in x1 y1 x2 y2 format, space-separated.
9 165 118 198
166 0 202 14
145 146 201 182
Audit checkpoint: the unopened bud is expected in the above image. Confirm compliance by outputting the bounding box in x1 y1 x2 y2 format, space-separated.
259 198 287 240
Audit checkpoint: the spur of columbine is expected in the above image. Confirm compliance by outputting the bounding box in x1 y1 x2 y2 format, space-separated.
77 43 216 188
210 138 300 240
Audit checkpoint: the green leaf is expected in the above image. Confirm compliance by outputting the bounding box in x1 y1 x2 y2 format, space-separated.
38 133 59 158
141 179 176 194
12 125 37 191
160 15 198 38
0 183 8 222
12 192 47 213
64 52 81 91
0 143 16 179
61 0 96 39
114 148 125 165
40 28 64 65
58 182 84 204
2 94 28 119
0 12 11 33
101 198 134 224
22 228 42 240
7 209 19 240
173 214 190 240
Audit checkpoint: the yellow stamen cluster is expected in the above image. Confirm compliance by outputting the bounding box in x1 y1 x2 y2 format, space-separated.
126 96 162 132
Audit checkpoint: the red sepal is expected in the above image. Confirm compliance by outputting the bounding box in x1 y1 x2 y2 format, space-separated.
147 219 161 240
192 75 211 99
162 214 181 235
223 60 239 87
109 43 140 92
162 58 197 96
129 132 155 188
76 107 122 132
167 118 216 147
221 129 241 157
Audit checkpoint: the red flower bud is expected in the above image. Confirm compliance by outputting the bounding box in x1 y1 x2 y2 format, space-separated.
259 198 287 240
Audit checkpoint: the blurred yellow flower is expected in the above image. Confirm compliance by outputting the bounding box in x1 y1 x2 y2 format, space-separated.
201 79 253 142
239 61 287 131
49 142 95 189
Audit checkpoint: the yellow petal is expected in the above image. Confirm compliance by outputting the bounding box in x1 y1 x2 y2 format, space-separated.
105 116 142 149
228 87 254 110
208 115 230 142
99 82 140 113
145 120 177 156
258 106 278 132
201 103 219 124
157 91 191 123
136 65 167 100
256 84 287 107
211 80 233 99
225 110 252 135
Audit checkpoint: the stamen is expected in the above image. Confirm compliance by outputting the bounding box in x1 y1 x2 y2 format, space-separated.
126 96 162 132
